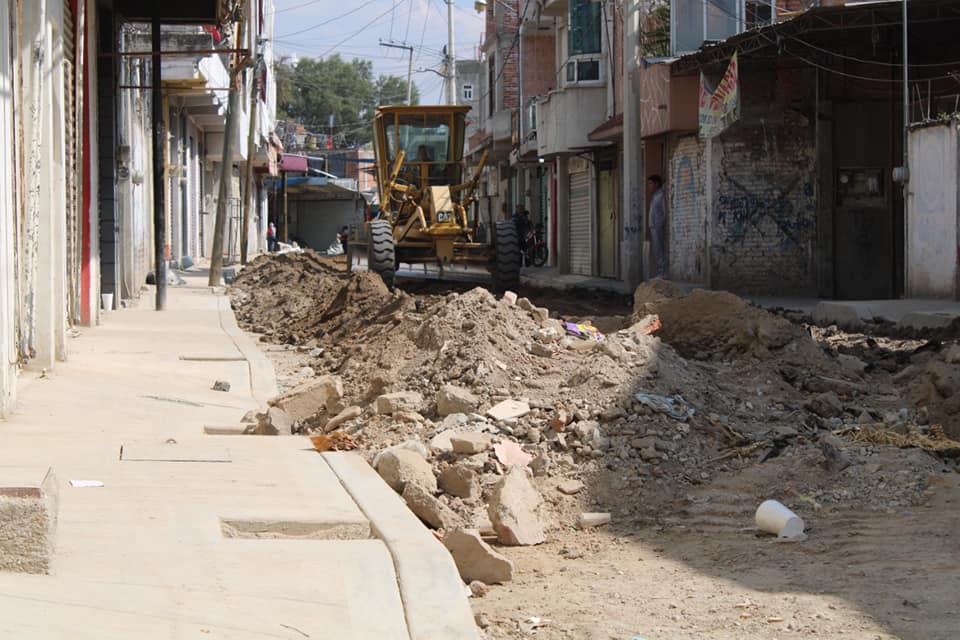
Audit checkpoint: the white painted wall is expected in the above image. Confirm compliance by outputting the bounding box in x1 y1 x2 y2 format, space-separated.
907 123 959 298
0 0 18 415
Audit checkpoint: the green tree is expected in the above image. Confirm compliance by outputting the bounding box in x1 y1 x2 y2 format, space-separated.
275 55 420 145
375 74 420 107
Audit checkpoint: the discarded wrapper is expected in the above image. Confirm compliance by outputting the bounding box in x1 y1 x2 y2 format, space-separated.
634 392 695 421
563 321 605 342
69 480 104 488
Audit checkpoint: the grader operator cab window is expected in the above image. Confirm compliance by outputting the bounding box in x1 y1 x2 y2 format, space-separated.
384 113 464 189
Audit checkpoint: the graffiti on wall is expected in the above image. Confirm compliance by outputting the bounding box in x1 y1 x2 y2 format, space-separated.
715 173 815 249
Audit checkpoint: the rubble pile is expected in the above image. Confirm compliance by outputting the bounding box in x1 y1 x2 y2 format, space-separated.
230 250 959 599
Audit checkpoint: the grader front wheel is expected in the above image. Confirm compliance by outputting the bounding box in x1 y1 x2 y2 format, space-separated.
493 220 521 292
368 219 396 288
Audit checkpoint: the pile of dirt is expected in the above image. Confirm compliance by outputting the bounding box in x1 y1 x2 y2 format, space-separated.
231 251 401 344
230 256 959 637
634 283 814 361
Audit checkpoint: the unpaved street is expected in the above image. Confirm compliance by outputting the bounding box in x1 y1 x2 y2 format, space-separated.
231 250 960 639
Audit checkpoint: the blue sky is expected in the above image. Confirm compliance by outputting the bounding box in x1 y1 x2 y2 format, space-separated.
268 0 485 103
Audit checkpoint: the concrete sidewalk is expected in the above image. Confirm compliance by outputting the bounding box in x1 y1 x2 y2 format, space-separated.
0 274 475 639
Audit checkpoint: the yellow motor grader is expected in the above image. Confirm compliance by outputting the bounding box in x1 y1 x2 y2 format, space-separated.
356 105 520 289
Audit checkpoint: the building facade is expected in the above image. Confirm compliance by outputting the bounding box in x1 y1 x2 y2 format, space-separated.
0 0 276 418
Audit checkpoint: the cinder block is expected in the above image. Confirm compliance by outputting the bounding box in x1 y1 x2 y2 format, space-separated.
0 467 58 574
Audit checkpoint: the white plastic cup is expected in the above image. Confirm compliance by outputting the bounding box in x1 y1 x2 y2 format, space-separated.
101 293 114 312
755 500 805 539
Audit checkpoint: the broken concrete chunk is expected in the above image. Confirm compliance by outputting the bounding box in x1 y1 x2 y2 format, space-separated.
557 479 585 495
270 375 344 421
820 434 853 473
439 464 481 500
324 405 363 432
836 354 867 376
0 468 57 574
530 307 550 323
429 429 458 454
577 512 611 529
487 399 531 422
517 297 535 312
375 448 437 494
812 301 863 331
437 385 480 417
530 343 556 358
256 407 293 435
450 432 492 455
502 291 518 306
402 483 461 530
945 344 960 364
443 528 514 584
805 391 843 419
487 466 546 546
375 390 425 415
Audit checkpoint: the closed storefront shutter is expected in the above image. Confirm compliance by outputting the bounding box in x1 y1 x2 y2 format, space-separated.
64 0 80 323
568 170 591 276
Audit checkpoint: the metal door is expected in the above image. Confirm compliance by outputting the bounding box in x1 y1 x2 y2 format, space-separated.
833 102 894 299
597 167 617 277
569 171 592 275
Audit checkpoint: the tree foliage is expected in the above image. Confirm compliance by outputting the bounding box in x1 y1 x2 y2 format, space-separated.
275 55 419 145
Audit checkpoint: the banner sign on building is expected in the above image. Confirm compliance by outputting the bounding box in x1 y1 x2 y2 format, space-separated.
699 52 739 138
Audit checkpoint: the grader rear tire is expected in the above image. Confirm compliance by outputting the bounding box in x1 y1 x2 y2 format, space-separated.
368 219 396 288
494 220 521 292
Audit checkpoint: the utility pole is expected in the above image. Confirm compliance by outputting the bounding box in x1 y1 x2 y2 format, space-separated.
152 15 166 310
379 41 414 104
240 39 262 265
209 0 247 286
622 0 644 287
446 0 457 105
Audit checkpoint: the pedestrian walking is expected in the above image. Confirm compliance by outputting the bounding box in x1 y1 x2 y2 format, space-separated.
647 175 666 278
268 221 277 252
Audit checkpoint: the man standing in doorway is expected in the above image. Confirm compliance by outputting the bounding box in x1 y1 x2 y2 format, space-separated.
647 175 666 278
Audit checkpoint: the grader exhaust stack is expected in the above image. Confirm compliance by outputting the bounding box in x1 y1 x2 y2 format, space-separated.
357 105 520 289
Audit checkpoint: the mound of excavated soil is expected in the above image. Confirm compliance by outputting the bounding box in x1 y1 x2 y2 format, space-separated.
231 250 402 344
634 284 812 360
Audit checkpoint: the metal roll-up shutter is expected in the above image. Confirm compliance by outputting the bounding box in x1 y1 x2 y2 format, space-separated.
568 170 591 276
64 0 80 323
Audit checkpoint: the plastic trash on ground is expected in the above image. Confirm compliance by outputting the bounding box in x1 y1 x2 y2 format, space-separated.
564 321 605 342
634 392 695 421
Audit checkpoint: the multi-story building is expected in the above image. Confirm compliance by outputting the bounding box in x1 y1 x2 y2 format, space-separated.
0 0 276 418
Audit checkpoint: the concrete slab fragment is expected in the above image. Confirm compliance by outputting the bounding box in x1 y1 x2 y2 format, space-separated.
900 311 959 331
323 452 480 640
0 467 57 574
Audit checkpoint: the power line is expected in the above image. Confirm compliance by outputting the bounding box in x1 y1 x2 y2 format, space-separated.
276 0 383 39
403 0 414 43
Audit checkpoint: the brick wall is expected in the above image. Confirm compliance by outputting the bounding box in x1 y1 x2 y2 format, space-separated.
522 33 556 98
710 69 817 294
668 135 708 283
486 1 520 111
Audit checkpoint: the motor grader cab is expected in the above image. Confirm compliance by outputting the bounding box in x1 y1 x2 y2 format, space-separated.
359 105 520 289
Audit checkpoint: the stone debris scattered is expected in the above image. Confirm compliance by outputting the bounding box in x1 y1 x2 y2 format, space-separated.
375 448 436 494
229 251 960 632
443 528 514 585
487 467 546 546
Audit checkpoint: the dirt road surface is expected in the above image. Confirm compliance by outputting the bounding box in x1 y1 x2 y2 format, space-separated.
231 250 960 640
